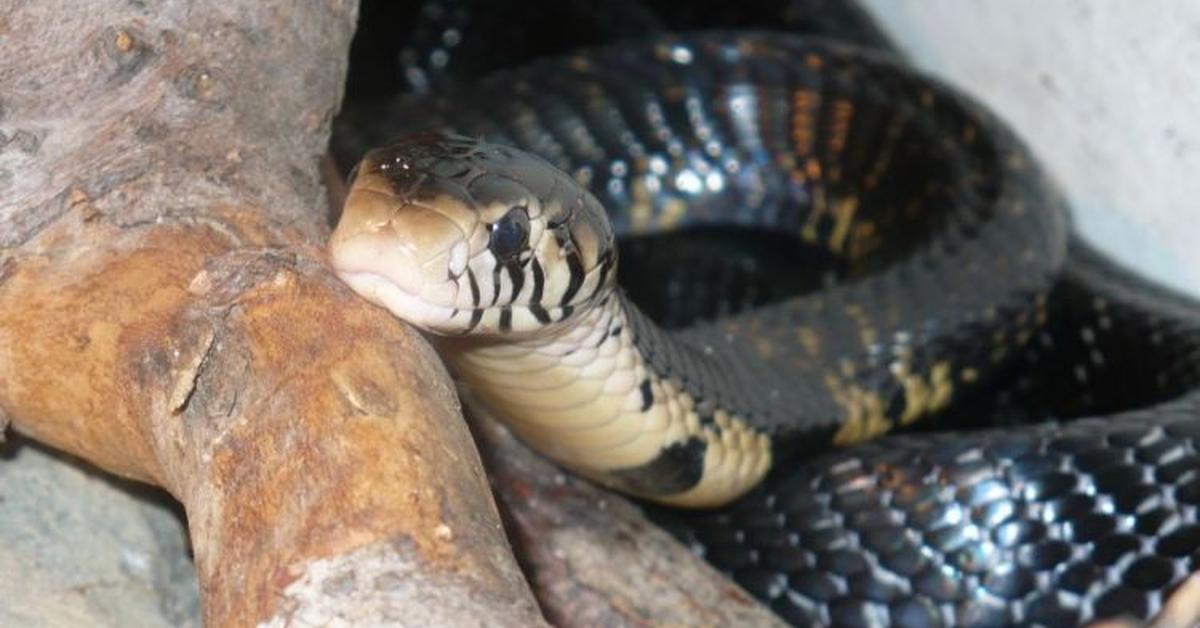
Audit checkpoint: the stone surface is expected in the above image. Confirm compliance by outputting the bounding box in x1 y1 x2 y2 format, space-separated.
859 1 1200 297
0 436 200 627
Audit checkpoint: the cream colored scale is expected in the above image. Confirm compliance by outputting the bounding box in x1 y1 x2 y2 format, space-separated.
442 296 773 507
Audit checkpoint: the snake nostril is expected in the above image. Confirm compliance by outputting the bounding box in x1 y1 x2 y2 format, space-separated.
346 163 361 186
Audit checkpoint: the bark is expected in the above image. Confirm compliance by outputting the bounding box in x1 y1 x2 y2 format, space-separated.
0 2 542 626
467 395 788 627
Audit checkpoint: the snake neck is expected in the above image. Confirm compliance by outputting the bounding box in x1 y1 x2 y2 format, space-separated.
438 292 773 507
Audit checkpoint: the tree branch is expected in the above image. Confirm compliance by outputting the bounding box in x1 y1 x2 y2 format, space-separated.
0 2 543 625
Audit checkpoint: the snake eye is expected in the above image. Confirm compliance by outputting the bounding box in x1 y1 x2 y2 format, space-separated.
488 206 530 262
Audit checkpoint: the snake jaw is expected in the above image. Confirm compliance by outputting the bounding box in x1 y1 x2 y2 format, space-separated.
330 233 464 334
336 269 462 332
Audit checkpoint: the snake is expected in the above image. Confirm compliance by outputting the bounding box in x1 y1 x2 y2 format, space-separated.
327 10 1200 627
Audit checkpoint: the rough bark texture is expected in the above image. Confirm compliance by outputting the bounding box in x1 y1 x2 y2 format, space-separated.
0 2 543 626
466 393 788 627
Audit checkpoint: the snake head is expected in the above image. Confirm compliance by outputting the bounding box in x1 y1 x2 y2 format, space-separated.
330 132 617 336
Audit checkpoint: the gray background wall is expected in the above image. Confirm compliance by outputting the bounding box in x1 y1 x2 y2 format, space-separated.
859 1 1200 296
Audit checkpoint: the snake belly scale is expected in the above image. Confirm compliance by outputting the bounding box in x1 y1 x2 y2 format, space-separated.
329 28 1200 628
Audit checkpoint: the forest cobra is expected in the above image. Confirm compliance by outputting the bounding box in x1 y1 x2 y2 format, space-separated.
329 26 1200 628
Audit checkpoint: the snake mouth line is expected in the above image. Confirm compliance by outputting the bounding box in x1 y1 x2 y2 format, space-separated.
337 269 462 332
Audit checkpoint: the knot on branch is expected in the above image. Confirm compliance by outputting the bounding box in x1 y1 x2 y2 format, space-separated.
187 247 303 307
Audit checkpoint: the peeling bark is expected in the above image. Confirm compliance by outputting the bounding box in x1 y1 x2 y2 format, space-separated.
0 2 543 625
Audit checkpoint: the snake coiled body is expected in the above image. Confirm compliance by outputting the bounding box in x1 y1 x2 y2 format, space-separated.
331 5 1200 626
653 239 1200 625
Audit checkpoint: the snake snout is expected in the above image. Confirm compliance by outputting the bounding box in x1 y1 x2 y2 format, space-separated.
329 168 473 331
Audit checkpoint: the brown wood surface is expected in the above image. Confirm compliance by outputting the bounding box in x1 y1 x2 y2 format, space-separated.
0 2 543 625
